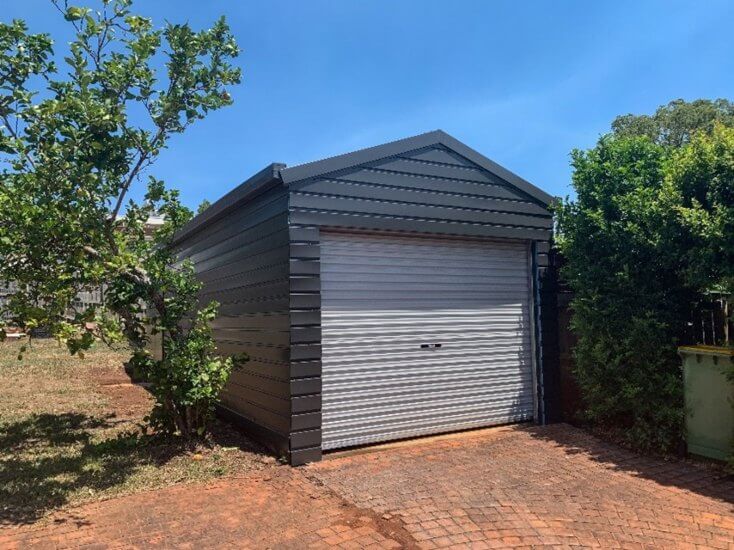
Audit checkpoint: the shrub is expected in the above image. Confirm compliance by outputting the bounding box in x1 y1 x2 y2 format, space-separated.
557 120 734 454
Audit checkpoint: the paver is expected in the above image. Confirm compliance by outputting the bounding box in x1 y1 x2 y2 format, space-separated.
2 424 733 548
308 424 734 549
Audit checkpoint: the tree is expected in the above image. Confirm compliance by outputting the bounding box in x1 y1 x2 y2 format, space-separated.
555 137 695 451
556 103 734 452
668 124 734 293
0 0 242 437
612 98 734 148
196 199 211 215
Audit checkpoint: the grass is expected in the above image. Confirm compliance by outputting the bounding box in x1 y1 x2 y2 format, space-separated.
0 338 275 526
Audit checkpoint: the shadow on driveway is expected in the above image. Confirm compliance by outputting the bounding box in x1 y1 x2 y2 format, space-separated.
519 423 734 507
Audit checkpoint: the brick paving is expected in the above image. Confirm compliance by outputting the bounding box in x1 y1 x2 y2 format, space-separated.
309 424 734 549
2 424 733 549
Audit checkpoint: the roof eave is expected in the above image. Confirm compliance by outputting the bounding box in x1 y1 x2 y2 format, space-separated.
171 162 286 247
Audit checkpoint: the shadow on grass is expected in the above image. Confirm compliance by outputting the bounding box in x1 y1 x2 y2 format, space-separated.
520 423 734 507
0 412 189 526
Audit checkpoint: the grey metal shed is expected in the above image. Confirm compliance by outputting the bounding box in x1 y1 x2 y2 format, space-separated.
172 130 558 465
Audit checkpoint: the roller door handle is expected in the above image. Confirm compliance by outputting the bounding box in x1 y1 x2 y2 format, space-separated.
420 343 443 349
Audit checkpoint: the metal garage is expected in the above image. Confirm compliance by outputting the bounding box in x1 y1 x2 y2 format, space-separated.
170 130 559 465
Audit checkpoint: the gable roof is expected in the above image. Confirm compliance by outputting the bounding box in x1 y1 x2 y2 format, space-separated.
279 130 554 206
173 130 553 246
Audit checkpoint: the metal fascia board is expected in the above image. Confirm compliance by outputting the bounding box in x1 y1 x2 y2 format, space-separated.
172 162 286 246
279 131 445 185
434 131 555 206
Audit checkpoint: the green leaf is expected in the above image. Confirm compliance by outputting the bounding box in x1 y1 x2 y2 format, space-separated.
64 6 87 21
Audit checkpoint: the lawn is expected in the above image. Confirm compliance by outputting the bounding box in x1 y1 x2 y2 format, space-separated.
0 338 275 526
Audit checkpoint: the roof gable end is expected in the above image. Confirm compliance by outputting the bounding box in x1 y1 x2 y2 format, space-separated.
280 130 553 206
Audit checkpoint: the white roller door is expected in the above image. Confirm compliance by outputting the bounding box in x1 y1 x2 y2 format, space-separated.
320 232 535 450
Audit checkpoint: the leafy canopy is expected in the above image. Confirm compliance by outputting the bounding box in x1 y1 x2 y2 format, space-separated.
555 100 734 452
611 98 734 148
0 0 242 436
667 125 734 291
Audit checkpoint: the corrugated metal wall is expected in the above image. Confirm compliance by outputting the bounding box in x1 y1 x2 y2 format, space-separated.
288 145 552 241
174 183 292 453
319 232 535 450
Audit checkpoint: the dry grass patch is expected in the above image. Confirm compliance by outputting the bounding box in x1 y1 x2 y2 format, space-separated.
0 339 275 526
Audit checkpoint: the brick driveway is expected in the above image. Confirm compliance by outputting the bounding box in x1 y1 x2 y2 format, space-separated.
2 424 733 549
309 425 734 549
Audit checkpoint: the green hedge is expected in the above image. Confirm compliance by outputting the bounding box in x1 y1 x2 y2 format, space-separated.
556 111 734 453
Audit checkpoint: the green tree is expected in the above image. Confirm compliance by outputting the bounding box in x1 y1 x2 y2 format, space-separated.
556 104 734 452
555 137 695 451
612 98 734 148
196 199 211 215
0 0 242 437
667 124 734 292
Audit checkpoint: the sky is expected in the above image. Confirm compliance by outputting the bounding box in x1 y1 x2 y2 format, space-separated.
5 0 734 207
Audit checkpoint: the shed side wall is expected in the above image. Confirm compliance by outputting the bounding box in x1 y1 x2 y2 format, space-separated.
175 183 291 454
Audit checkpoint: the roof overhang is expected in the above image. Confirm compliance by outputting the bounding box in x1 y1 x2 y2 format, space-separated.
171 162 285 247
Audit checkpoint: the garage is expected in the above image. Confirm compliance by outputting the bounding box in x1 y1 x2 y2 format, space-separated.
320 232 535 449
171 129 558 464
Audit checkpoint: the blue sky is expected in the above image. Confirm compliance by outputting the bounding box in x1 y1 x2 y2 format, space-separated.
6 1 734 207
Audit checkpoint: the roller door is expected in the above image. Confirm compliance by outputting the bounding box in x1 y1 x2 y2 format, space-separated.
320 232 535 450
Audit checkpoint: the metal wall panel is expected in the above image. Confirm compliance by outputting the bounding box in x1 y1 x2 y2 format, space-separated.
287 224 323 464
320 232 534 450
174 182 292 454
288 144 553 243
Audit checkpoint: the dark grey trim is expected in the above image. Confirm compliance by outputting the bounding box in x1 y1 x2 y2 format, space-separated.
292 412 321 431
288 223 323 464
291 429 321 449
172 163 286 246
293 394 321 413
537 243 562 423
291 326 321 343
531 241 545 424
530 240 562 425
279 130 553 206
280 132 445 184
290 447 322 466
291 360 321 378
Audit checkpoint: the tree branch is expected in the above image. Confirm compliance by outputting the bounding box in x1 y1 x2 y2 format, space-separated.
1 114 36 169
108 127 166 223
